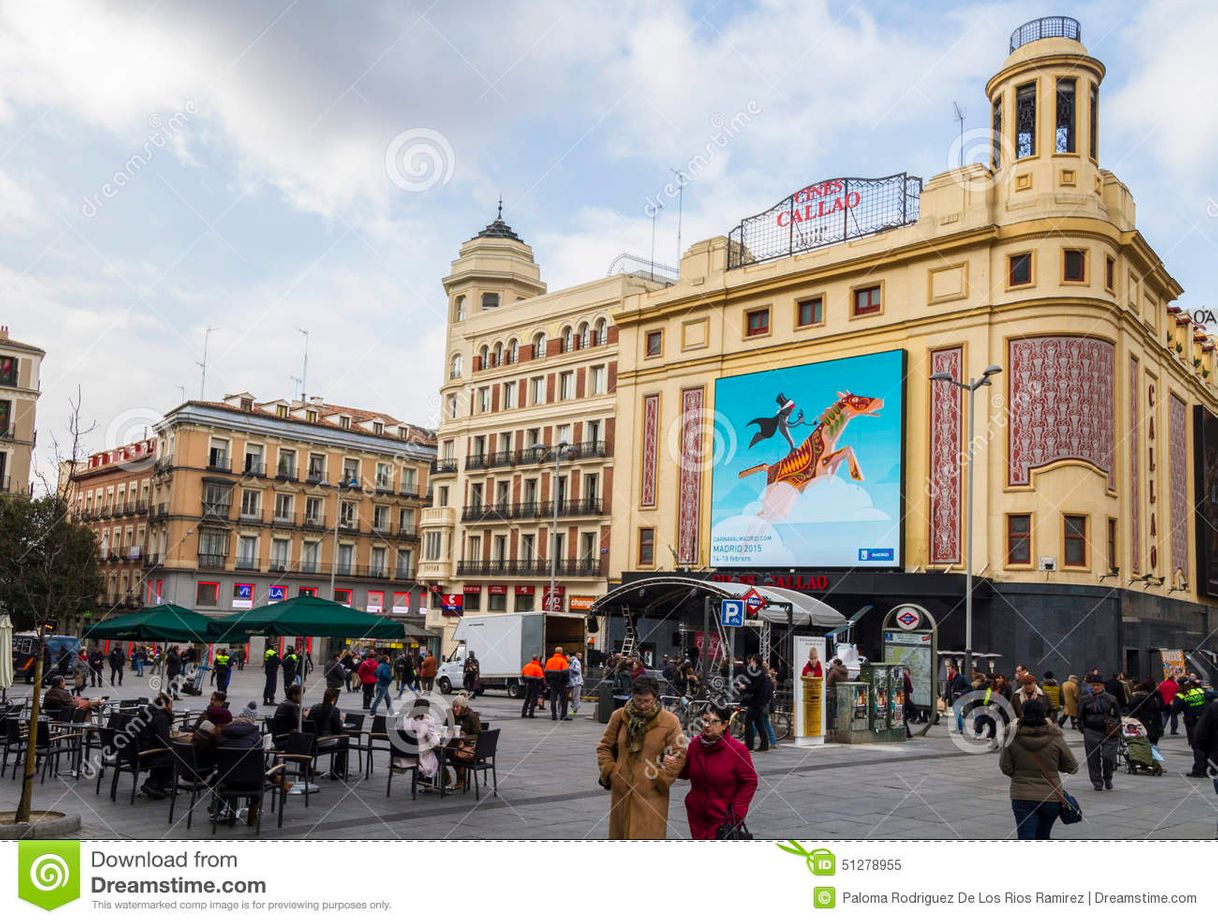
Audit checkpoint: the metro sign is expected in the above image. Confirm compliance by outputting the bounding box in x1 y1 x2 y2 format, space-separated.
894 608 921 630
741 587 766 616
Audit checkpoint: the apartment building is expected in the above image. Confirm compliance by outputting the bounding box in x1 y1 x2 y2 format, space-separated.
141 394 436 628
0 326 44 496
418 210 665 643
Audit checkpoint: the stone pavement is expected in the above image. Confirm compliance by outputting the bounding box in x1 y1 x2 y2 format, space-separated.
2 667 1215 839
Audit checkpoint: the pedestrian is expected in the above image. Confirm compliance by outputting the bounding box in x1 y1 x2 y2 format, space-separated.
213 647 233 697
1041 671 1062 723
1060 674 1080 729
462 652 481 699
88 644 105 687
282 646 300 692
324 651 347 692
520 656 545 718
1010 672 1050 719
107 644 126 687
1127 679 1164 744
418 650 437 692
357 651 379 711
72 651 89 696
679 701 758 839
341 650 356 691
262 644 281 706
1176 678 1211 777
1158 671 1180 735
568 651 584 715
1078 670 1120 790
132 645 145 678
370 654 394 716
595 675 686 839
1192 696 1218 837
1105 671 1129 711
999 699 1079 839
544 646 571 721
736 654 773 752
56 646 73 678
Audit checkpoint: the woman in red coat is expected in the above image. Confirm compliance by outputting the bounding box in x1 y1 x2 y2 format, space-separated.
678 702 758 839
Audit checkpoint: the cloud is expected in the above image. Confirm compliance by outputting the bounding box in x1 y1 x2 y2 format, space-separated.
743 477 891 525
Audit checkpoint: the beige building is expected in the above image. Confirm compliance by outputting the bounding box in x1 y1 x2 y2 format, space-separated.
598 17 1216 675
418 211 664 645
0 326 44 496
73 394 442 640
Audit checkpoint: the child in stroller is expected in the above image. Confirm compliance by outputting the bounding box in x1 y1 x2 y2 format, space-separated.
1118 717 1164 775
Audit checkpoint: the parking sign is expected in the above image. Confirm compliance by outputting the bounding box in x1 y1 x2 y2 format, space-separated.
720 599 745 627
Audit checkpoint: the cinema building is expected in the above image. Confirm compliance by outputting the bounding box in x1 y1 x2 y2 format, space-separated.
598 17 1218 678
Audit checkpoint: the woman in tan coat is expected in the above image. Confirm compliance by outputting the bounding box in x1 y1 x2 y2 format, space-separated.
1060 674 1080 729
596 675 686 839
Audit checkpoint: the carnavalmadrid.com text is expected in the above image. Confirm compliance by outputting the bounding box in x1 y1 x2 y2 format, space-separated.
840 891 1199 906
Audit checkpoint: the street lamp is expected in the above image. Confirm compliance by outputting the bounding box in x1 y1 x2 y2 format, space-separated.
323 476 362 600
929 363 1001 679
531 440 571 611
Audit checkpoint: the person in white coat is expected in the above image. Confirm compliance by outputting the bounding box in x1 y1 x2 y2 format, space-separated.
568 653 584 715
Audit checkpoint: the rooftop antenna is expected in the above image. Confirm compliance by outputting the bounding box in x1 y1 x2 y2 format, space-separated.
952 101 966 168
670 168 686 265
297 328 309 401
173 384 185 404
649 199 663 283
197 327 217 399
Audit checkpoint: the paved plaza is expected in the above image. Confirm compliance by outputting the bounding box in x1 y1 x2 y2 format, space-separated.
3 668 1216 840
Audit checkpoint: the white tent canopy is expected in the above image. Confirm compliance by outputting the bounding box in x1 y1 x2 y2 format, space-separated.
591 575 846 628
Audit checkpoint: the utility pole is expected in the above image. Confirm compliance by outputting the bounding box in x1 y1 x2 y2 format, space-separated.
649 200 662 282
197 327 217 399
670 168 686 265
953 101 966 168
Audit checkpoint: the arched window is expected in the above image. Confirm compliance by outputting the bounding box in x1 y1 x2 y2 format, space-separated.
449 354 463 379
533 332 547 358
493 342 503 366
479 344 489 368
561 326 573 353
506 339 518 364
454 295 466 321
577 322 590 350
595 318 608 346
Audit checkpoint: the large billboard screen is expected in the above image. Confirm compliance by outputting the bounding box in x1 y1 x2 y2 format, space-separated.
1194 405 1218 597
710 349 904 569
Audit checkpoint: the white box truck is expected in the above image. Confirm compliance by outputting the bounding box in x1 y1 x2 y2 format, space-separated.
437 611 586 697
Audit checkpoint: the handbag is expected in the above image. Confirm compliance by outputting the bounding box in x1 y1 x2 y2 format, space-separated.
715 806 754 840
1029 747 1083 825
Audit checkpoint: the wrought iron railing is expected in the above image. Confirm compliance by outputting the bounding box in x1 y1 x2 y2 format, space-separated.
1009 16 1080 52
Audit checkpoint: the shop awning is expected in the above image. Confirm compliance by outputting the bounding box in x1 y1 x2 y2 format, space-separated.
590 575 847 628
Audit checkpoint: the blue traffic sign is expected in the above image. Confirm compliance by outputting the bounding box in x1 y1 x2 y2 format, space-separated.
720 599 745 627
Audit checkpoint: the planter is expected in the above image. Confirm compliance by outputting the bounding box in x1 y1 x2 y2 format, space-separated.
0 811 81 840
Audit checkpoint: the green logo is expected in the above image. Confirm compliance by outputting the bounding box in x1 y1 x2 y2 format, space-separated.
778 841 835 876
18 841 80 910
813 886 836 909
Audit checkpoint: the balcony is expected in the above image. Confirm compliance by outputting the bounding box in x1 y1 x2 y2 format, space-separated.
151 503 169 520
399 485 421 499
302 515 326 530
456 558 604 578
395 567 415 580
430 458 457 475
338 519 359 534
462 503 513 522
298 561 321 574
306 469 326 484
198 554 226 569
275 465 297 481
464 453 488 471
396 529 420 543
201 501 231 519
234 557 260 571
268 558 291 573
243 462 266 477
238 509 263 523
273 513 296 526
207 454 230 473
421 506 455 528
463 498 604 522
145 554 161 567
135 501 149 514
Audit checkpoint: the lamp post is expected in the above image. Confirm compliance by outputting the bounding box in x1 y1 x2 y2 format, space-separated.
324 477 361 600
532 441 570 610
929 364 1002 679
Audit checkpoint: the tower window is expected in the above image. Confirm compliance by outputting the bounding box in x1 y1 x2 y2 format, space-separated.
1064 514 1088 568
991 96 1003 170
1015 82 1037 159
645 330 663 358
1007 514 1031 566
852 285 882 317
454 295 466 321
1055 78 1076 153
1063 249 1087 283
481 293 499 310
1088 83 1099 161
1008 252 1033 287
745 308 770 336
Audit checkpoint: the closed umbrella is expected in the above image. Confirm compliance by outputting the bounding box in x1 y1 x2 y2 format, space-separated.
0 613 13 703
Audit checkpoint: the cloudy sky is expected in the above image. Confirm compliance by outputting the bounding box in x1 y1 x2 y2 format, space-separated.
2 0 1216 480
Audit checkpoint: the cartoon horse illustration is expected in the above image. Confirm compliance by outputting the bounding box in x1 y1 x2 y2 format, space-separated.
738 392 883 492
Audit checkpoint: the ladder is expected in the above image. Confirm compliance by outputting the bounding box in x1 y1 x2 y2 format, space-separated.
618 608 638 658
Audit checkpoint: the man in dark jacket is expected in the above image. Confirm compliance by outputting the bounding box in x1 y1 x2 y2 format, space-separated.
134 694 176 798
107 645 126 686
282 646 300 691
1192 699 1218 831
1177 678 1211 777
262 645 281 706
305 687 349 779
1078 671 1121 791
324 652 347 691
1010 673 1051 719
88 645 105 687
737 655 773 752
271 685 302 746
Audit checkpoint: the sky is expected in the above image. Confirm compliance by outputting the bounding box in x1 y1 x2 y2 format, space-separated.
1 0 1216 483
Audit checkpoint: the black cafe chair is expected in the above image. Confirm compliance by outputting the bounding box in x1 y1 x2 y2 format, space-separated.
211 747 286 836
272 732 316 807
93 722 169 803
386 732 422 800
365 715 391 778
462 728 500 798
168 740 216 829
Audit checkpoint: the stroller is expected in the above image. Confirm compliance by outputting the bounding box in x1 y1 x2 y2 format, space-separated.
1117 717 1164 775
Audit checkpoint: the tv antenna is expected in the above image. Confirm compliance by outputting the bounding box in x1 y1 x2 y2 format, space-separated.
952 102 966 168
297 328 309 401
670 167 687 265
649 199 663 282
197 327 217 399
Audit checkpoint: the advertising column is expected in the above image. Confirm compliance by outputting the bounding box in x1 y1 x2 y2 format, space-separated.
793 635 827 745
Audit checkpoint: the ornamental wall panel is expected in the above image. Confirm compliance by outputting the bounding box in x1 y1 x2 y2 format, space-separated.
1129 356 1140 573
1008 336 1115 489
677 387 704 564
640 394 659 507
1169 393 1189 582
929 347 963 563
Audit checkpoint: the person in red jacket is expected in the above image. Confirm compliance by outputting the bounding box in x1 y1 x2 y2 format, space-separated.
677 701 758 839
1158 673 1180 735
357 653 380 711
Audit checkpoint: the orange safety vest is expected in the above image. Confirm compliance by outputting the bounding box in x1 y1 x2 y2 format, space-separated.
521 661 544 679
545 654 569 672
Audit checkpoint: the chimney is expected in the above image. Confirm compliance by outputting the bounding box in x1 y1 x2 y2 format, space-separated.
0 326 8 340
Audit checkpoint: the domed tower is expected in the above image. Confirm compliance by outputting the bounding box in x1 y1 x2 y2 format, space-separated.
985 16 1105 219
442 201 546 327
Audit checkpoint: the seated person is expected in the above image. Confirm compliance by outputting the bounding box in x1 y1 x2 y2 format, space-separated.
448 694 481 787
191 719 220 764
134 694 176 800
305 687 349 780
220 702 264 750
271 685 302 745
392 698 441 783
201 691 233 727
41 673 104 716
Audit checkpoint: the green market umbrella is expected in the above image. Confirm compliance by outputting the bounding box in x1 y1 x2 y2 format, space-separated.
205 593 406 643
82 603 215 643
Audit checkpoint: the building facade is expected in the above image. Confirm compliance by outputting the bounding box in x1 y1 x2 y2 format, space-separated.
69 393 437 639
418 211 664 646
0 326 44 496
604 18 1216 676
